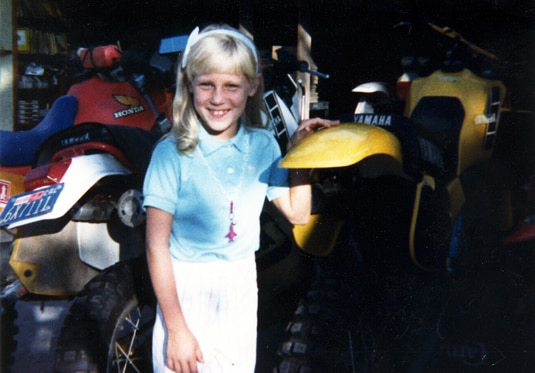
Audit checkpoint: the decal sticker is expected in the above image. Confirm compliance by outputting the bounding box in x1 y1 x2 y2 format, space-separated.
0 180 10 207
475 113 497 125
353 114 392 126
112 95 146 119
482 86 502 150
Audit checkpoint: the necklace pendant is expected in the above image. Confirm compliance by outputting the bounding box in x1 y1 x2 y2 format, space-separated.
226 222 238 243
226 201 237 243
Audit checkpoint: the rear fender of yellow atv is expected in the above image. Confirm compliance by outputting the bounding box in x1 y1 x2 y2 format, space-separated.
293 214 344 256
282 123 403 256
280 123 403 169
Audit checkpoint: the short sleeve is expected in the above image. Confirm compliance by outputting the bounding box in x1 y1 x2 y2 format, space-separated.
264 134 289 201
143 138 181 215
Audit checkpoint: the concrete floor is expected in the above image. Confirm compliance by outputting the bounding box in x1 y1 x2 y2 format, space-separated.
4 256 534 373
5 295 291 373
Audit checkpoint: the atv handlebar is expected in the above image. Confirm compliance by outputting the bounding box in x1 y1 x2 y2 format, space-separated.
307 68 330 79
275 48 330 79
427 22 498 60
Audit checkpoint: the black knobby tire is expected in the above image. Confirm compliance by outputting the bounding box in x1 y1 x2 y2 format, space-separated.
54 259 155 373
274 275 380 373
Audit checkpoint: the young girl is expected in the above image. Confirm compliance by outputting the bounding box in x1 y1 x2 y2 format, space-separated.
143 24 337 373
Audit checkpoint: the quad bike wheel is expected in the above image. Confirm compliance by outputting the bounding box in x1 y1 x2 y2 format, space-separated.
272 273 393 373
0 297 18 371
54 259 155 373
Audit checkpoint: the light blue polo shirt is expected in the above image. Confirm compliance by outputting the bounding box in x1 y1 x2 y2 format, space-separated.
143 124 289 262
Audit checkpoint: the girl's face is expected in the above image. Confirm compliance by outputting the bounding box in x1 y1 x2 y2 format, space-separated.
191 72 259 140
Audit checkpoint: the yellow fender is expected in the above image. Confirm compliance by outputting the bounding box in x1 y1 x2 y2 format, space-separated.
409 175 467 270
283 123 403 256
409 174 437 269
293 214 344 256
280 123 403 169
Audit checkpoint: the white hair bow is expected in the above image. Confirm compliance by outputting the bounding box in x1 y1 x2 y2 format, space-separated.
181 27 201 69
181 26 260 73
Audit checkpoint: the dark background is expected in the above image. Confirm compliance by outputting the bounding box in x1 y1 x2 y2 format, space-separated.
61 0 535 117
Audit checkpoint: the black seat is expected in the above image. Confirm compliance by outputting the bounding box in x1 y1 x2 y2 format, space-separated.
34 122 161 175
410 96 465 179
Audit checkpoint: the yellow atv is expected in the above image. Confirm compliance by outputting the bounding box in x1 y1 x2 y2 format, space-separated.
274 23 517 372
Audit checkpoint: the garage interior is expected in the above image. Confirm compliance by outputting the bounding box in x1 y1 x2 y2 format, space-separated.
1 1 535 372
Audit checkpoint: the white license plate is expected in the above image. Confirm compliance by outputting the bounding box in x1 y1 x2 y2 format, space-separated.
0 183 64 226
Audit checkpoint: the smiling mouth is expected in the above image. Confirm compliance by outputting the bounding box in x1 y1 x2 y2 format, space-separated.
209 109 230 117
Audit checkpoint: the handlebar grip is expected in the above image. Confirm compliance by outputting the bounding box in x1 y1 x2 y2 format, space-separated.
308 69 330 79
464 41 498 61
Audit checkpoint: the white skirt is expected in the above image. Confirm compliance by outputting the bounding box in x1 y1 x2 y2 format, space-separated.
152 255 258 372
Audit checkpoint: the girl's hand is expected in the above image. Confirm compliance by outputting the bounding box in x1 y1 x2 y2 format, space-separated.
289 117 339 149
166 327 204 373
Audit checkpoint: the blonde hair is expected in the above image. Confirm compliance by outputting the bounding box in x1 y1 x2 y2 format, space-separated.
172 25 267 154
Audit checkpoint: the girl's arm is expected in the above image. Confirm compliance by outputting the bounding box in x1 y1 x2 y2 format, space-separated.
271 169 312 225
272 117 339 225
146 207 204 373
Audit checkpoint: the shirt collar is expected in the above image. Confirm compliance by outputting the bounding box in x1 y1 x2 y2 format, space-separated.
197 123 249 156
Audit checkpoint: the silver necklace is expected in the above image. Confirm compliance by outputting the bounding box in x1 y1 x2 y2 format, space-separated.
197 135 250 243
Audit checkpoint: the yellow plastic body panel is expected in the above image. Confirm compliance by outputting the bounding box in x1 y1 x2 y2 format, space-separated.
280 123 403 169
409 174 436 269
406 68 506 177
10 221 100 296
293 214 344 256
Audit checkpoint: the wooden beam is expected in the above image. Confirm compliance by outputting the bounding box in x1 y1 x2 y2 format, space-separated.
0 0 14 130
297 0 314 120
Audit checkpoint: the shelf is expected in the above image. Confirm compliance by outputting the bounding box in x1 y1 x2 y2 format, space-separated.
16 0 67 26
16 27 68 56
12 0 71 131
